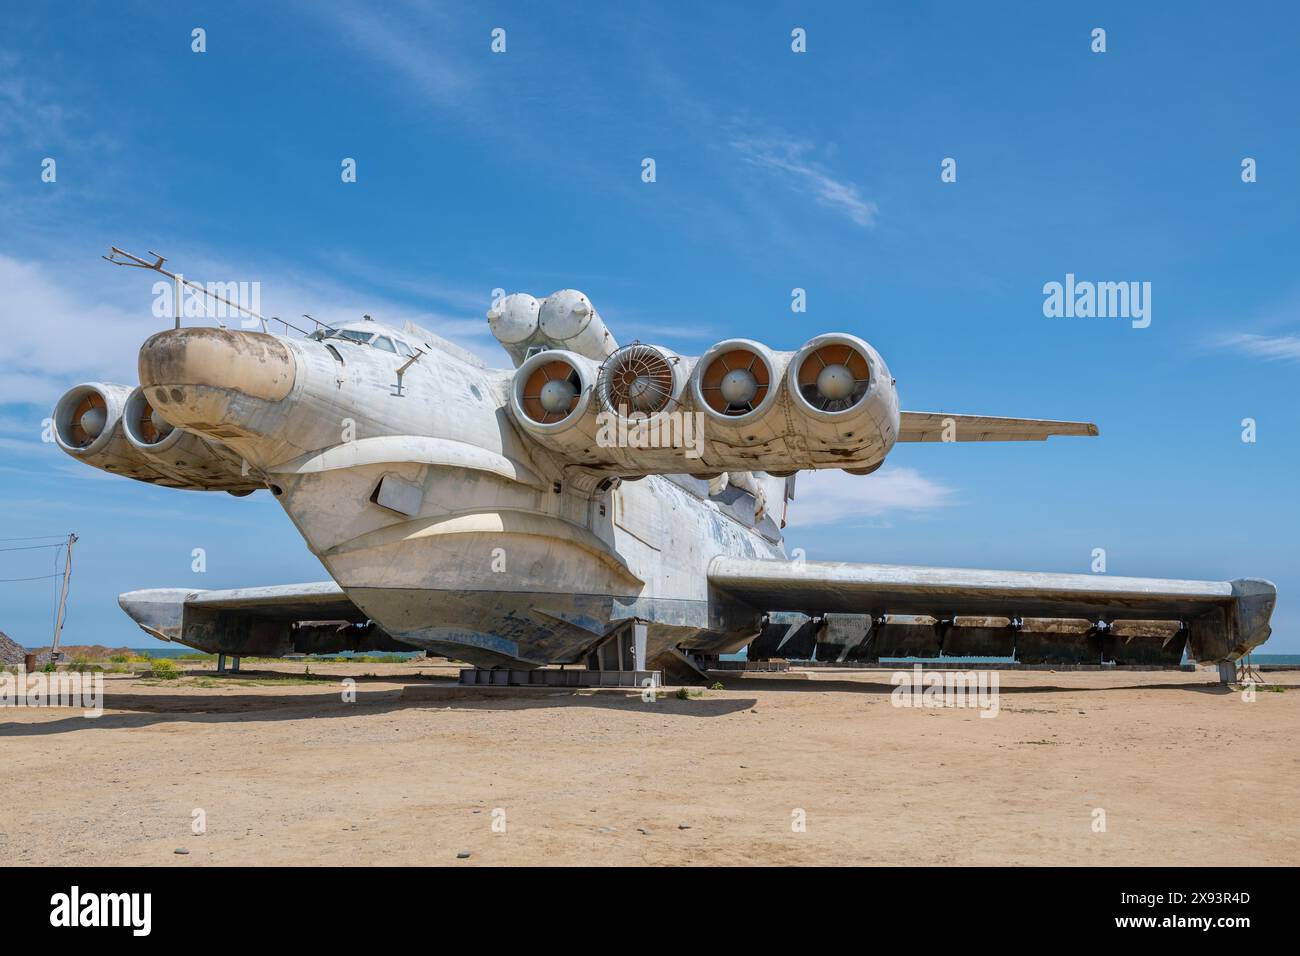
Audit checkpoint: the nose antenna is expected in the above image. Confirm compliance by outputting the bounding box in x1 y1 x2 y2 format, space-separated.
102 245 314 336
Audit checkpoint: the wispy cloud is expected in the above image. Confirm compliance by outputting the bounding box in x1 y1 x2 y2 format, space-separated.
732 138 879 228
792 465 954 526
0 50 69 158
310 1 476 109
1215 331 1300 363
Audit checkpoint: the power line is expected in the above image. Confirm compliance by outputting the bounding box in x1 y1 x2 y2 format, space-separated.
0 543 66 553
0 572 64 583
0 534 69 543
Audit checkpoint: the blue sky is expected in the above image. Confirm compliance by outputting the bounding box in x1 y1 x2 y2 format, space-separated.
1 2 1297 651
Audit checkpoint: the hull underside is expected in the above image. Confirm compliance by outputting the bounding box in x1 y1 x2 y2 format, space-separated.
345 586 753 668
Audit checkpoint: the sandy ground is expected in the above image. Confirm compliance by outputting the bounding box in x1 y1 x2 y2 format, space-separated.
2 660 1297 866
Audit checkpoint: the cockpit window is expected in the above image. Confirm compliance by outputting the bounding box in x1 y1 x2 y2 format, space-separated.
373 336 397 353
326 329 375 346
395 339 415 358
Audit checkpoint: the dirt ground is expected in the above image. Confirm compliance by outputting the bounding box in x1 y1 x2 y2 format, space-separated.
2 660 1297 866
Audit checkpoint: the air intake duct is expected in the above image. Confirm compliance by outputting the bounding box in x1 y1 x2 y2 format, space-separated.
51 381 167 481
596 343 686 418
786 333 899 465
508 349 604 458
122 387 259 492
690 338 784 446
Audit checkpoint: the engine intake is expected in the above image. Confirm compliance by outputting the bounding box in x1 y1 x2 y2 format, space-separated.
53 382 132 457
786 333 899 467
508 349 605 460
123 386 178 450
52 383 259 492
52 382 177 482
514 352 593 428
505 333 899 476
121 387 257 493
597 343 684 418
692 339 780 421
789 334 873 415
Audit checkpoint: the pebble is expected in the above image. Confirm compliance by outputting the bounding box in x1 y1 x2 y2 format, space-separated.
456 850 471 859
174 848 189 855
678 822 691 830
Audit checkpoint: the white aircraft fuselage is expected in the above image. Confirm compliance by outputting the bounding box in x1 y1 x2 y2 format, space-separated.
55 287 1274 670
128 318 783 667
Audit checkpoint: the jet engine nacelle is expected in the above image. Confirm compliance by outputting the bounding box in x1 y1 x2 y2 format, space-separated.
53 382 162 482
121 387 261 493
489 289 619 366
690 338 785 444
507 334 898 476
687 332 898 473
783 332 899 469
509 343 702 470
507 348 606 462
52 382 259 493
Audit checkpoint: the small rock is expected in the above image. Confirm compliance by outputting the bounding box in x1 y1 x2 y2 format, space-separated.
174 848 189 855
598 826 615 833
637 827 652 835
677 822 691 830
456 850 471 859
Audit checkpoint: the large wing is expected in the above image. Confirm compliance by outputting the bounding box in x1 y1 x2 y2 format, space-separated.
898 411 1098 442
709 557 1274 664
117 582 414 655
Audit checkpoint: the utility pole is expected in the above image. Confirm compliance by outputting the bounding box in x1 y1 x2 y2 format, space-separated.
50 532 78 662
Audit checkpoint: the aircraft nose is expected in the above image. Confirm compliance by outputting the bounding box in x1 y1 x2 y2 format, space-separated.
137 328 296 437
140 327 296 399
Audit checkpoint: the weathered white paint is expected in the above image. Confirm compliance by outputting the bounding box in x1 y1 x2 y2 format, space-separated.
59 291 1273 668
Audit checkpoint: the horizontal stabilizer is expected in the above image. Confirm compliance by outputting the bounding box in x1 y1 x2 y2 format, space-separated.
709 557 1274 663
898 412 1098 442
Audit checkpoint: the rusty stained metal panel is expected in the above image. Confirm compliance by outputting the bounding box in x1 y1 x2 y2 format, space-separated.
868 615 942 658
1016 618 1101 664
814 612 871 661
1103 620 1187 665
941 616 1015 658
711 558 1274 664
748 616 819 660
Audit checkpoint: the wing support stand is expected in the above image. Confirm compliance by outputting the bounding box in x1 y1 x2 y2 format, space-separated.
457 620 660 689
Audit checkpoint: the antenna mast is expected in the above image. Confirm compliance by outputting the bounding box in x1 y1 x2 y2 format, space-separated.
101 246 317 336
